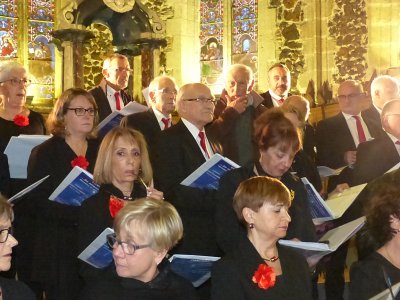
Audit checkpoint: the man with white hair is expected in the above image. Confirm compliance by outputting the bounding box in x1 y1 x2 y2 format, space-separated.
363 75 399 124
353 99 400 185
90 53 133 122
122 75 178 161
213 64 265 166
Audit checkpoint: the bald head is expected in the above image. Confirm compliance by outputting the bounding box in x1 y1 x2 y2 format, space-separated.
177 83 215 130
370 75 399 110
381 99 400 138
337 80 364 115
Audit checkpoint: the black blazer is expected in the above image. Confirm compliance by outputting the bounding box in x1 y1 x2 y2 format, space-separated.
316 112 382 169
260 90 274 108
153 120 222 256
362 105 381 126
122 109 161 160
211 235 312 300
352 133 400 185
90 85 132 122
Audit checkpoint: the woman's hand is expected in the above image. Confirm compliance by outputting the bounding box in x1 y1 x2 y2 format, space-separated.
146 188 164 201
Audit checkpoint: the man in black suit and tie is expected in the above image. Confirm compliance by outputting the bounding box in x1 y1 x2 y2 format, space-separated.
353 99 400 185
90 53 133 122
316 80 382 300
260 63 291 108
122 75 177 160
363 75 399 125
153 83 222 258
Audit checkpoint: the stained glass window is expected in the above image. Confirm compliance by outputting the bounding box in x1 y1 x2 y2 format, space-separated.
0 0 18 59
28 0 55 102
232 0 258 81
200 0 224 93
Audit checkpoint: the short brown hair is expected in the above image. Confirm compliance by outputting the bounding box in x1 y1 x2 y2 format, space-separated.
233 176 291 225
254 108 300 153
0 195 13 221
114 198 183 251
46 88 98 137
93 127 153 185
364 171 400 248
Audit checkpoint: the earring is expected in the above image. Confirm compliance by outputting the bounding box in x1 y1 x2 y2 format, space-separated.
249 223 254 229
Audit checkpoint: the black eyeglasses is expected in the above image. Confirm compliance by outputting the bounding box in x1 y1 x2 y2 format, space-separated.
66 107 96 116
182 97 216 105
0 228 13 243
0 78 31 86
106 233 149 255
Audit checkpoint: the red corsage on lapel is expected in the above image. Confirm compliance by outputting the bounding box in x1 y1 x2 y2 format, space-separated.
13 114 29 127
71 155 89 170
252 264 276 290
109 195 125 218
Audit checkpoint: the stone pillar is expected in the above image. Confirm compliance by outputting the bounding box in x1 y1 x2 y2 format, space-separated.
51 28 95 90
141 45 154 90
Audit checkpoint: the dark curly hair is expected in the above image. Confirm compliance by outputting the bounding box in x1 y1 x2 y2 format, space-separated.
360 171 400 252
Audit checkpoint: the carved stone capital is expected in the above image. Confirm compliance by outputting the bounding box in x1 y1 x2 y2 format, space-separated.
103 0 135 13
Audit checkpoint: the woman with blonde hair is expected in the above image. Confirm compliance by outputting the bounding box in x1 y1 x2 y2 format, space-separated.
79 127 163 283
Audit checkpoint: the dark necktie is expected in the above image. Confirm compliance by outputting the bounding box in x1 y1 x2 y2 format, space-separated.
114 91 121 111
352 115 366 143
198 131 210 159
161 118 170 129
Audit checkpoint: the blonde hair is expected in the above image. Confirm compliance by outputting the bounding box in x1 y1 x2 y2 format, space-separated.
114 198 183 251
46 88 98 138
93 127 153 185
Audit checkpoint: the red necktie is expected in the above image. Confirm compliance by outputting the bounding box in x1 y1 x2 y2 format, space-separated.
115 91 121 111
278 98 285 106
353 115 366 144
396 141 400 145
198 131 210 158
161 118 170 129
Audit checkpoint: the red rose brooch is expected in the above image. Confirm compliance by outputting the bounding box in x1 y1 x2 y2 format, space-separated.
252 264 276 290
13 114 29 127
109 195 125 218
71 155 89 170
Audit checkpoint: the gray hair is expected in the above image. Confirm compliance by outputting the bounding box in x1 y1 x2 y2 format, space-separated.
0 61 26 83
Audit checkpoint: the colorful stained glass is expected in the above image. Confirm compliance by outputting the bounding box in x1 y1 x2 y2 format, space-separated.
232 0 258 81
200 0 224 92
0 1 17 18
29 0 54 21
0 17 17 59
28 0 55 102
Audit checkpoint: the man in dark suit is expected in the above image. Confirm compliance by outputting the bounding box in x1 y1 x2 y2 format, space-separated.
353 99 400 185
90 53 133 122
213 64 265 166
316 80 382 300
153 83 222 257
260 63 291 108
122 75 177 160
363 75 399 125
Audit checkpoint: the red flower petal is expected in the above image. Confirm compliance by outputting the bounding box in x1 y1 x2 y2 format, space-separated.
252 264 276 290
13 114 29 127
71 155 89 170
109 196 125 218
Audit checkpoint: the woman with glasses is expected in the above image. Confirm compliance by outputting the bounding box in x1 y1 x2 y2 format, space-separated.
212 177 312 300
78 127 163 284
27 88 100 300
79 198 197 300
0 196 35 299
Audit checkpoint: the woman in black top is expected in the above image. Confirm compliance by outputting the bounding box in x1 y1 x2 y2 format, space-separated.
79 198 197 300
79 127 163 283
216 109 317 254
212 176 312 300
350 171 400 299
27 88 100 300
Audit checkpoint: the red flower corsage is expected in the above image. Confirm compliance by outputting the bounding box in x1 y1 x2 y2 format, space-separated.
71 155 89 170
13 114 29 127
109 195 125 218
252 264 276 290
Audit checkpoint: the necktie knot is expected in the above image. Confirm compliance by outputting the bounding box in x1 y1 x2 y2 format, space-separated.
114 91 121 111
277 98 285 106
198 131 210 158
352 115 366 144
161 118 170 129
396 140 400 145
